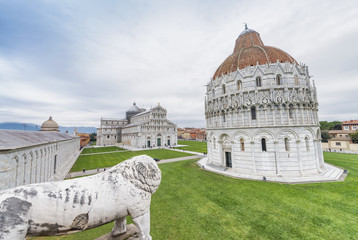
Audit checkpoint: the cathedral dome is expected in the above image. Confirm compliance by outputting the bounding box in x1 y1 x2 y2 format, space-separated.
213 26 297 80
40 116 59 132
128 102 140 112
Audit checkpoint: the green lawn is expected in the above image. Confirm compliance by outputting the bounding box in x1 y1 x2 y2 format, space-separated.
81 146 125 154
32 152 358 239
175 140 207 153
71 149 194 172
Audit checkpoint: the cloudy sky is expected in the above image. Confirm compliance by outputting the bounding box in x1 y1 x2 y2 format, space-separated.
1 0 358 128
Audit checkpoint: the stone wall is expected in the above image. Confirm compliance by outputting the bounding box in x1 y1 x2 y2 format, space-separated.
0 138 80 191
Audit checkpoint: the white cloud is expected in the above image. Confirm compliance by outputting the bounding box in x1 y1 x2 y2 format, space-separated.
0 0 358 128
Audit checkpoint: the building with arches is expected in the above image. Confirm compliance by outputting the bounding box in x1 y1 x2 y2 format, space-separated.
0 117 80 191
202 26 343 182
97 103 177 148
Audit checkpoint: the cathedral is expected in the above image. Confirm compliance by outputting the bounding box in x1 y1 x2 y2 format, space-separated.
202 25 343 182
97 103 177 148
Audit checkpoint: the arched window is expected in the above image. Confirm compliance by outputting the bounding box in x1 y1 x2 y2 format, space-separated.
289 105 294 118
256 77 262 87
284 138 290 151
222 84 226 94
213 138 216 149
276 74 282 85
222 113 226 122
305 137 310 151
294 75 299 85
261 138 267 151
237 80 242 90
240 138 245 151
251 106 256 120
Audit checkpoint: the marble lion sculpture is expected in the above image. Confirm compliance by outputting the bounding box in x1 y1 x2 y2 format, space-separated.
0 155 161 240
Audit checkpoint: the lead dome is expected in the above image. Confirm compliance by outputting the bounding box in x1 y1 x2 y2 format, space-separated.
40 116 59 132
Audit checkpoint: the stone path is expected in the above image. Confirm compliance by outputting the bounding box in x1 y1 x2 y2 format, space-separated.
197 157 346 184
66 154 203 179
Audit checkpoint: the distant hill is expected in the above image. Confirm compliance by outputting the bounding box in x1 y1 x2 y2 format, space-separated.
0 122 97 134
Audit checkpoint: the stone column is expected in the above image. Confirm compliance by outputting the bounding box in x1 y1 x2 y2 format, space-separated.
248 109 252 127
296 140 303 176
279 106 283 125
286 106 290 125
273 107 276 126
264 108 268 126
241 110 245 127
274 141 280 175
316 139 325 170
250 141 256 173
232 111 235 126
217 140 224 166
313 139 321 172
305 108 309 124
301 107 304 124
231 140 236 169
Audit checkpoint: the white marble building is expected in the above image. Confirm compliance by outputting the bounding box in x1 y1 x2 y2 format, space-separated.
97 103 177 148
0 130 80 191
122 104 177 148
204 26 343 181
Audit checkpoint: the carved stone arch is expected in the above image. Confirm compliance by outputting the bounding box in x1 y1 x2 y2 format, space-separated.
207 132 214 141
273 62 285 76
233 69 244 81
252 64 265 78
316 129 321 140
253 129 275 141
302 127 315 138
218 133 231 142
232 131 250 141
276 129 299 141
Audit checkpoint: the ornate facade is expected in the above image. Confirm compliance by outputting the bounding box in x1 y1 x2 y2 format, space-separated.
97 103 177 148
204 26 333 179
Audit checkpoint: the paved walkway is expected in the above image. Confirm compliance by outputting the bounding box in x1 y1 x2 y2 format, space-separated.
80 150 129 156
197 157 346 184
66 154 203 179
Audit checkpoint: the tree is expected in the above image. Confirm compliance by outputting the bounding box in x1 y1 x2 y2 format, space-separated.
90 132 97 141
321 130 330 142
319 121 342 130
349 130 358 143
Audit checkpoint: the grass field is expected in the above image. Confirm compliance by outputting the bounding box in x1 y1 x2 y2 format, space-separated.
81 146 125 154
32 152 358 240
175 140 207 153
70 149 194 172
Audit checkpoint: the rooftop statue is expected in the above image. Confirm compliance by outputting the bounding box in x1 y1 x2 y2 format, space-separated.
0 155 161 240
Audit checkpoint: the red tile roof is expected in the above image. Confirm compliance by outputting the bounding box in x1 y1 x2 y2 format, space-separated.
213 29 297 80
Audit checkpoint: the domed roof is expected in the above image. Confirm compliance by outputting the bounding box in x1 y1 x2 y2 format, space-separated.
40 116 59 132
213 25 297 79
128 102 140 112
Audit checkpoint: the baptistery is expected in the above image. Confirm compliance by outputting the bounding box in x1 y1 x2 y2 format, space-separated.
204 25 338 181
